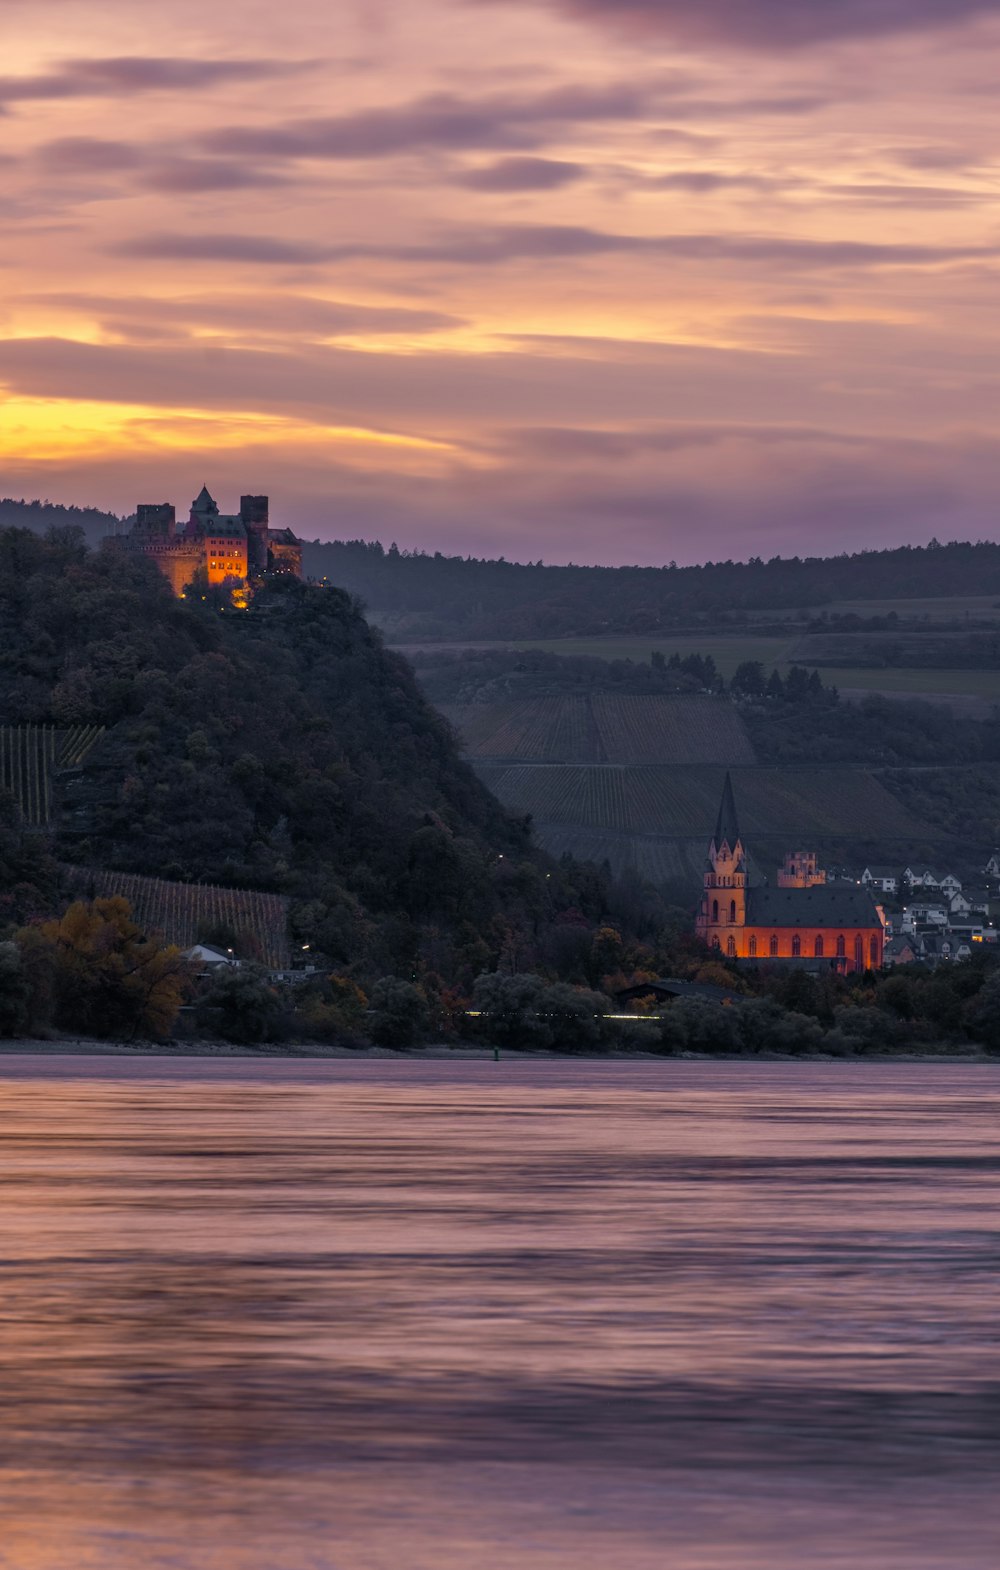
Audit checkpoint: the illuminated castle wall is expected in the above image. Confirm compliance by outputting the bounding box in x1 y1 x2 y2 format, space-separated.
110 486 302 596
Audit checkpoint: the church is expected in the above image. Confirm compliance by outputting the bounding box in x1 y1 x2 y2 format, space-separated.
109 486 302 596
696 775 886 973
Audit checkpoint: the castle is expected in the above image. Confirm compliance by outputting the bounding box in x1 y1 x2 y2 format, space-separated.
696 774 886 973
108 486 302 596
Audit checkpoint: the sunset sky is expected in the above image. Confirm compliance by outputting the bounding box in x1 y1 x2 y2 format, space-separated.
2 0 999 564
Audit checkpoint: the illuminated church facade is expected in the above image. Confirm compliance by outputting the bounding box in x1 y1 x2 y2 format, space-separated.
109 487 302 596
696 775 886 973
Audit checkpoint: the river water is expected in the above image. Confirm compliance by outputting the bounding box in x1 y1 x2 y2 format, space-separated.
0 1055 998 1569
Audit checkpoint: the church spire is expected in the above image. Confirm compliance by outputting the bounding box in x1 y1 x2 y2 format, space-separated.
714 771 740 850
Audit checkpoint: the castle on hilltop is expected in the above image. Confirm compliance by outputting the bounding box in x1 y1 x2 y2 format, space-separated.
696 774 885 973
107 486 302 596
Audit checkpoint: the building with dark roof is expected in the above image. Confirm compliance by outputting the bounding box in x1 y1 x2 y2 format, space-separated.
695 774 886 973
109 487 302 596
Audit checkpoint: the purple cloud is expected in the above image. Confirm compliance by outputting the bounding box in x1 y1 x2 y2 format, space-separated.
0 56 311 104
456 156 585 190
481 0 1000 48
201 83 667 161
112 234 333 265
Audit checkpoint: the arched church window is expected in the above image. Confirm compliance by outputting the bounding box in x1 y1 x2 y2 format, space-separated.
770 934 778 956
729 900 737 924
870 935 879 967
836 935 846 958
727 936 736 958
792 934 801 957
814 936 824 958
855 935 864 969
712 900 719 923
712 936 721 950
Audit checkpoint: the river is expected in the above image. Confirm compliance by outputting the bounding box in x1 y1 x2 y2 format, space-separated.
0 1055 998 1568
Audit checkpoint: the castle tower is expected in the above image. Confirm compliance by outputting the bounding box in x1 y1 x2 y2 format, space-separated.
188 484 219 533
240 494 270 576
697 773 748 956
777 851 826 888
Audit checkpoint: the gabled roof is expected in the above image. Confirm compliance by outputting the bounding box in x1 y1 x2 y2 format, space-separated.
713 771 741 850
746 885 883 929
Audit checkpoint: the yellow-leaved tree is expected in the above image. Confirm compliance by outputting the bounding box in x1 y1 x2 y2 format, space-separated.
19 897 192 1041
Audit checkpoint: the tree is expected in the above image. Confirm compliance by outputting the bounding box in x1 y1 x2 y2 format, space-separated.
368 977 428 1047
23 897 191 1040
194 966 287 1044
966 970 1000 1052
731 661 767 699
0 940 31 1036
471 971 550 1049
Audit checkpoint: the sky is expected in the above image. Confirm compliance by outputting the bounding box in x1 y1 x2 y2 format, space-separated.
1 0 999 566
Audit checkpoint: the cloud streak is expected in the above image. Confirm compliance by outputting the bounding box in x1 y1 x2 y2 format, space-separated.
495 0 1000 48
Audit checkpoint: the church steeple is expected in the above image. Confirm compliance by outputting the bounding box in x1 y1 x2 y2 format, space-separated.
191 484 218 516
713 770 740 854
699 773 747 953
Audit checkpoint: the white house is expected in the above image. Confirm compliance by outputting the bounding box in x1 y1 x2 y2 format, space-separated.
984 853 1000 878
862 866 898 893
939 873 963 897
904 867 941 890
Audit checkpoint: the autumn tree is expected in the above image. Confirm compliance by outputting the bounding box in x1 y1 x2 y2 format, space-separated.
22 897 191 1040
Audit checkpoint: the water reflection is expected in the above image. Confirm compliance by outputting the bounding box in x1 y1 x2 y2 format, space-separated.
0 1057 998 1567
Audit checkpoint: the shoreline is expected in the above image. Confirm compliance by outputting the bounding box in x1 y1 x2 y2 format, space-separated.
0 1037 993 1064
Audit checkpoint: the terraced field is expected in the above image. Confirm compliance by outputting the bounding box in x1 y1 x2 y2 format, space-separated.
444 695 756 765
476 764 936 841
0 725 105 827
61 867 292 968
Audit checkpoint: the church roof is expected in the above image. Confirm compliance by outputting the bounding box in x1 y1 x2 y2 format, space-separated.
746 885 883 929
713 771 740 849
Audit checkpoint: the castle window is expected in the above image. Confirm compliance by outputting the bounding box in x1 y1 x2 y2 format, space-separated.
749 936 757 958
729 899 737 924
814 936 824 957
712 900 719 923
792 934 801 957
727 936 737 958
770 934 778 956
836 935 846 958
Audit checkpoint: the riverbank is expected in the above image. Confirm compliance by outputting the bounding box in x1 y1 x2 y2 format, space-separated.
0 1036 993 1062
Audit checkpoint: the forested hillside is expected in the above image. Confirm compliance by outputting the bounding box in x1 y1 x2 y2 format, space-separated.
0 497 121 546
303 537 1000 640
0 527 633 983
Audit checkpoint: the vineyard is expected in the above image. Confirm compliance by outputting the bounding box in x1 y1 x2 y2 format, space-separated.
443 696 756 765
476 764 943 845
61 867 292 968
0 726 104 827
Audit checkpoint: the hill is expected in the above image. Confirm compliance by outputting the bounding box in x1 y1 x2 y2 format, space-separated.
0 497 122 547
304 537 1000 641
0 526 634 985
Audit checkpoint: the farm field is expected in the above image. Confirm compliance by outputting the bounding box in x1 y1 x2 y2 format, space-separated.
442 695 756 765
0 725 104 827
474 763 942 843
406 633 1000 702
61 867 292 968
808 666 1000 699
821 594 1000 622
398 634 796 675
